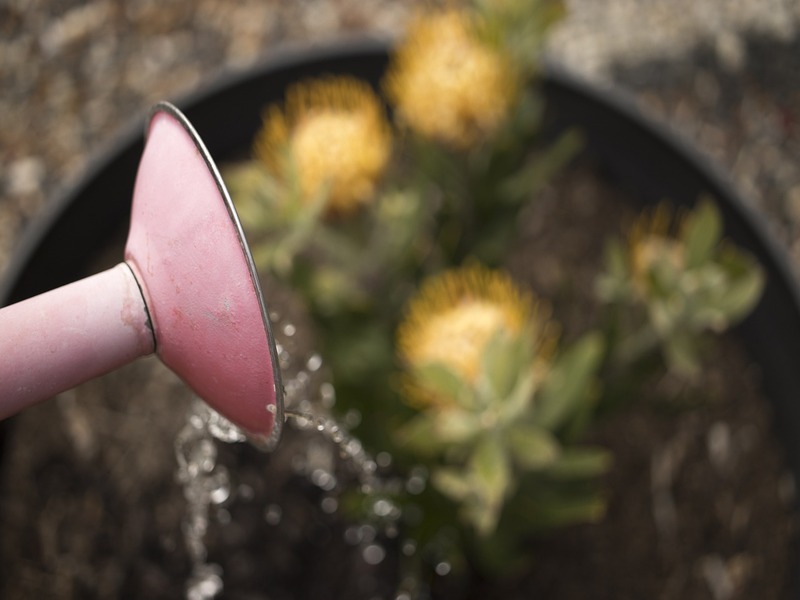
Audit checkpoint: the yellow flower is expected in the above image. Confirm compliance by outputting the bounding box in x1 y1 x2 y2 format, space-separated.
628 204 685 294
397 264 551 406
385 9 519 149
255 76 392 214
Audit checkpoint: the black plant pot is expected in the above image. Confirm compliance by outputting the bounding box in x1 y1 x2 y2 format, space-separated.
3 38 800 596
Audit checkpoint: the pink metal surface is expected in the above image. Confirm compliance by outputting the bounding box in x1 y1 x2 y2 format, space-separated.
0 263 154 419
0 103 282 442
125 105 282 440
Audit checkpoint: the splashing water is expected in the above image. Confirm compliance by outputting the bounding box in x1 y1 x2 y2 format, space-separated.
175 402 235 600
174 312 429 600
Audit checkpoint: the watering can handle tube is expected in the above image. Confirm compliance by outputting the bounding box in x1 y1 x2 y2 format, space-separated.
0 262 155 419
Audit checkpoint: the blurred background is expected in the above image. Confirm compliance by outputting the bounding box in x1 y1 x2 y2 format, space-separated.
1 0 799 285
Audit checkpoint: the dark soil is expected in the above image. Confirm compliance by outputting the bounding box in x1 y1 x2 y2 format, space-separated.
0 160 795 600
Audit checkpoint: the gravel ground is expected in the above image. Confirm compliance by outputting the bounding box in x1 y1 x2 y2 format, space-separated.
1 1 800 287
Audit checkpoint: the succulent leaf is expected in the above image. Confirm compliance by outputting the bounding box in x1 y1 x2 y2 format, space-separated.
546 447 613 479
508 425 560 470
536 332 604 431
682 199 723 268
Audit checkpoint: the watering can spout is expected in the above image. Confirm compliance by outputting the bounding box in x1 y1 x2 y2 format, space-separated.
0 102 284 445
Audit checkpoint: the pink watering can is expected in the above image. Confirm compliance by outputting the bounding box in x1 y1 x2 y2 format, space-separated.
0 103 284 444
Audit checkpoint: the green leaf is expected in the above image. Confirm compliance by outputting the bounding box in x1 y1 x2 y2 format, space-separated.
497 129 582 204
313 274 367 315
682 199 722 268
508 424 560 470
396 415 443 456
596 240 631 303
715 263 765 324
225 163 281 209
536 332 605 430
605 238 628 279
432 468 474 502
481 330 529 401
546 447 612 479
413 362 476 410
470 436 512 507
326 323 394 383
522 491 607 528
434 408 483 445
663 331 701 378
498 370 537 424
463 498 503 538
458 437 513 536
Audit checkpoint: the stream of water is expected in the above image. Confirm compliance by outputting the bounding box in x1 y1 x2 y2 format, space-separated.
174 312 432 600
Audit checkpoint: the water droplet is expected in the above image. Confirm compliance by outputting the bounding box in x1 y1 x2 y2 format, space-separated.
266 403 277 415
216 508 231 524
320 496 338 514
264 504 283 525
207 410 246 443
311 468 337 491
209 482 230 505
283 323 296 336
291 454 306 471
362 543 386 565
376 452 392 468
293 415 312 430
186 564 224 600
237 484 254 501
344 526 362 545
181 438 217 476
344 409 362 428
344 438 363 457
306 353 323 372
359 524 376 543
320 382 336 408
435 562 451 576
405 476 425 495
373 499 396 518
406 467 428 495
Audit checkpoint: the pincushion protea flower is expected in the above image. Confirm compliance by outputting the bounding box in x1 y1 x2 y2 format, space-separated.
384 9 519 149
627 203 686 297
255 76 392 214
395 263 607 536
397 263 553 408
597 200 764 375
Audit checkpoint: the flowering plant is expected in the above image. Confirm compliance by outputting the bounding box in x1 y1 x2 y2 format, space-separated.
225 0 763 580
